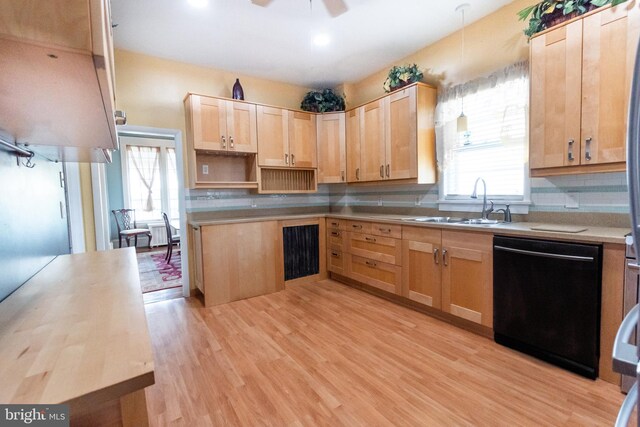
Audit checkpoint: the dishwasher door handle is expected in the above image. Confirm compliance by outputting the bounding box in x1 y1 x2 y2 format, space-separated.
612 304 639 376
493 245 595 262
615 382 638 427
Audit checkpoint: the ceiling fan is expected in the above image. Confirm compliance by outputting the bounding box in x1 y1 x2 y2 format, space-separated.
250 0 349 18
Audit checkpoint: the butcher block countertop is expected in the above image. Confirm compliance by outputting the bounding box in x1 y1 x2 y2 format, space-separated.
189 213 629 245
0 248 155 421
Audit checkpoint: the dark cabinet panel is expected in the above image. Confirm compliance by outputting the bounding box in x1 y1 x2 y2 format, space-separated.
283 225 319 281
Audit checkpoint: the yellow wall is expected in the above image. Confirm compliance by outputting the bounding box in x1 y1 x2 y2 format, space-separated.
114 49 313 133
349 0 531 107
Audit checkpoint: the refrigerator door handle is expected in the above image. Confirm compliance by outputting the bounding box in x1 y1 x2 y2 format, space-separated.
612 304 639 376
627 36 640 260
615 382 638 427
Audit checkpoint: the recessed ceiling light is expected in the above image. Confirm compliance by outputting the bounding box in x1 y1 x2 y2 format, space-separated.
313 33 330 47
188 0 208 8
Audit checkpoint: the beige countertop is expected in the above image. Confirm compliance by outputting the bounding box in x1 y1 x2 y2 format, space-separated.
0 248 155 413
189 212 629 245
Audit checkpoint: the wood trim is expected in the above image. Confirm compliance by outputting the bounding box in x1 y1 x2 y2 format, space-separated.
408 290 433 307
120 389 149 427
450 304 482 324
599 243 625 385
344 82 437 112
530 161 625 177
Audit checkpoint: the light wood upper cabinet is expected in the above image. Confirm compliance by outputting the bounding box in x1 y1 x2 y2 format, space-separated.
345 83 437 183
441 230 493 328
187 94 257 153
346 108 362 182
530 5 640 175
257 106 317 168
288 111 317 168
361 99 387 181
317 112 346 183
257 105 289 166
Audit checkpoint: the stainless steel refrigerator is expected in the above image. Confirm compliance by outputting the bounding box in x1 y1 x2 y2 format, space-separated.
613 36 640 426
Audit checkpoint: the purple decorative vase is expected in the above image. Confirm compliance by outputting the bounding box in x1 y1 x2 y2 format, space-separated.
232 78 244 100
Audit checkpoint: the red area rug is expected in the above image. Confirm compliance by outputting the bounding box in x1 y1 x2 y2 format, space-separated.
137 250 182 293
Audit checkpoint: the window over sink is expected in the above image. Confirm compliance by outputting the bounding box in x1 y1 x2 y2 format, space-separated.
436 61 530 213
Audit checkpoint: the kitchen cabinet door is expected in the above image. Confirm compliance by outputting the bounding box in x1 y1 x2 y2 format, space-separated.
200 221 281 306
346 107 362 182
227 101 257 153
346 232 401 265
191 95 228 151
288 111 317 168
360 99 386 181
257 105 289 167
387 86 417 180
441 230 493 327
317 112 346 183
402 227 442 309
530 21 583 169
581 6 640 165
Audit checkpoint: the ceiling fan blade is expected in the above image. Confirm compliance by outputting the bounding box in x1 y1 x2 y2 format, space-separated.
251 0 274 7
323 0 348 17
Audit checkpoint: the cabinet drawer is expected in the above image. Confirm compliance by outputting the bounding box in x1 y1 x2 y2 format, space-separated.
348 254 401 294
327 218 346 231
371 223 402 239
347 220 372 234
327 228 345 249
347 232 402 265
327 247 345 275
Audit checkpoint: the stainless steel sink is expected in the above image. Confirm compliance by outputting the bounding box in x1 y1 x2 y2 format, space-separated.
402 216 465 223
460 218 501 225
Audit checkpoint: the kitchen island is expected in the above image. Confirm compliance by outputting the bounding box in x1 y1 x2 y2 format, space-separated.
0 248 155 426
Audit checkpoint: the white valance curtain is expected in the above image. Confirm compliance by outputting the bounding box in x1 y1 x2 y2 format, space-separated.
435 61 529 198
127 146 160 211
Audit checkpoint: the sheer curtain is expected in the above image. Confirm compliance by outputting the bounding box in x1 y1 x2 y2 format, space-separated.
435 61 529 199
127 146 160 212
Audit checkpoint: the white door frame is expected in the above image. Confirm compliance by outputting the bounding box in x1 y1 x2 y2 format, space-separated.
93 125 190 298
64 162 86 253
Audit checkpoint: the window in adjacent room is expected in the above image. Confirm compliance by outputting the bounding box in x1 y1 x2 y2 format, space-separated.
436 61 530 212
121 137 179 223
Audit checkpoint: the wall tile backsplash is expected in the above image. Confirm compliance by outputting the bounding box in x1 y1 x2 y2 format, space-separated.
185 172 628 215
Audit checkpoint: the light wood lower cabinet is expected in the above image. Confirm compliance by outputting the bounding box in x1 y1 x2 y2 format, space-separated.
401 226 493 327
193 221 282 306
347 254 401 294
347 232 401 265
441 231 493 327
327 246 346 276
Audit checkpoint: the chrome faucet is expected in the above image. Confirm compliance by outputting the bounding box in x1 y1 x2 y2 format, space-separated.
471 177 493 219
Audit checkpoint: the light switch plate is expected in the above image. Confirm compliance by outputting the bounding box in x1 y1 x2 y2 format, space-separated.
565 192 579 209
202 164 209 175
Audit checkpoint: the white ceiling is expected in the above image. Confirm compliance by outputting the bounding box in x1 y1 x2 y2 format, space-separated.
110 0 515 89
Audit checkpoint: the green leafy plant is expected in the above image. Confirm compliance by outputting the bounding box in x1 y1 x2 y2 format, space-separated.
300 89 345 113
383 64 424 93
518 0 629 37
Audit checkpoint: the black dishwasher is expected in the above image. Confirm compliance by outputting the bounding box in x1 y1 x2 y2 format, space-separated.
493 235 602 379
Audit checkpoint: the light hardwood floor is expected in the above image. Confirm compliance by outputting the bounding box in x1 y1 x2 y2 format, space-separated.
144 279 626 426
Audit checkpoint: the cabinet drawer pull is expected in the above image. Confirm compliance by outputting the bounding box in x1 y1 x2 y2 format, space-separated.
331 252 340 258
341 170 345 181
567 139 574 161
434 247 439 265
331 231 341 237
380 165 384 178
291 153 296 166
221 135 226 149
285 153 289 165
352 224 362 230
229 136 234 149
386 164 390 178
585 137 592 161
365 237 377 242
365 260 377 267
356 167 360 181
331 221 340 227
379 228 391 234
442 249 448 266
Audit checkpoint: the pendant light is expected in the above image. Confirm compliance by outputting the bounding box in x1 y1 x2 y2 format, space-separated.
456 3 470 133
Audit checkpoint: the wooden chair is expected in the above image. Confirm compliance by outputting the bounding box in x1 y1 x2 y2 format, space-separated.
112 209 152 249
162 212 180 261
